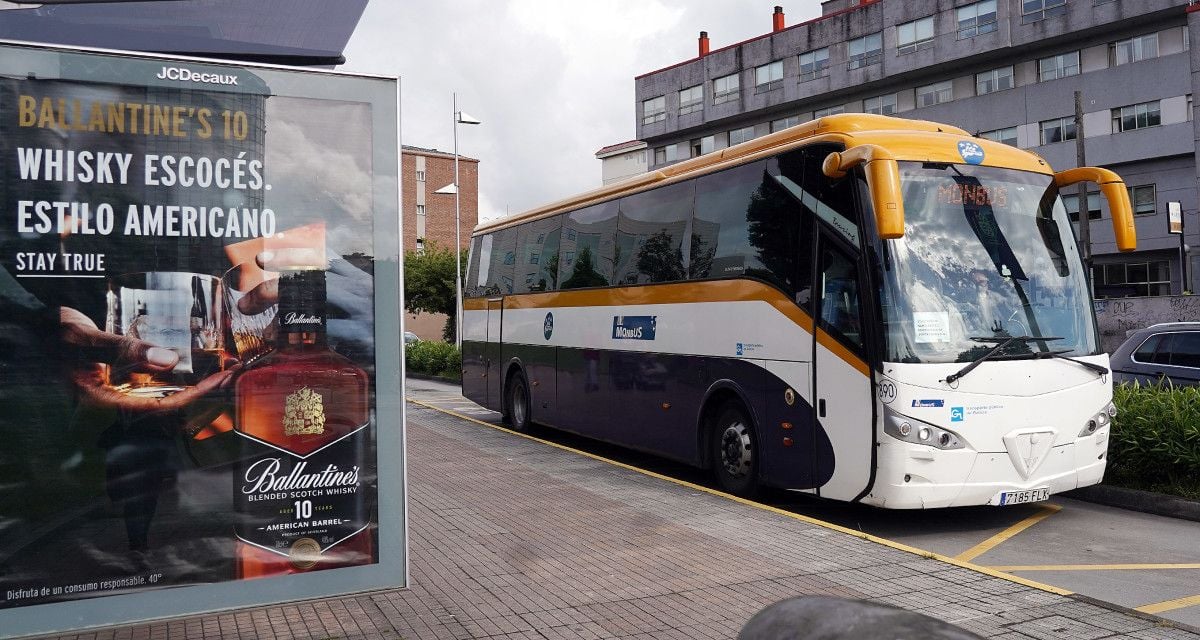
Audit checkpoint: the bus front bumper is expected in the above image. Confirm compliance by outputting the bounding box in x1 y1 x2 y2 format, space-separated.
860 431 1109 509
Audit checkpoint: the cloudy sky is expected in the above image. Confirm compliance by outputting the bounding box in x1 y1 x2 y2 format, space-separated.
342 1 825 223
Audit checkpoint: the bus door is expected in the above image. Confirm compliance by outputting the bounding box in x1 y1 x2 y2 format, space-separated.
485 297 504 410
812 236 873 501
799 144 874 501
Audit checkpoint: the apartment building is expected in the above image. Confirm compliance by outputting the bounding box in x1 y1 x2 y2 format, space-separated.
633 0 1199 297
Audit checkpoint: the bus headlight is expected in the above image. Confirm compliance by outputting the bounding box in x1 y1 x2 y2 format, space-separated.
1079 403 1116 437
884 409 965 450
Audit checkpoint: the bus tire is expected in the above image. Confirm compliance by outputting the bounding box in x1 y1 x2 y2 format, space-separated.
505 370 532 432
711 402 759 497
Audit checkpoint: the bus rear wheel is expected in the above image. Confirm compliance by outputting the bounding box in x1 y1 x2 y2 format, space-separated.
505 371 532 432
711 403 759 497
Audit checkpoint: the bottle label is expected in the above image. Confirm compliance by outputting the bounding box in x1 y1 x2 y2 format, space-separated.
234 422 371 567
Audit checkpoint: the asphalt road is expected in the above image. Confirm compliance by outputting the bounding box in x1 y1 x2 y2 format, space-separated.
405 377 1200 630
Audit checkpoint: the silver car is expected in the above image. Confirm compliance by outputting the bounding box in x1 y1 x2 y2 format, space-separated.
1110 322 1200 387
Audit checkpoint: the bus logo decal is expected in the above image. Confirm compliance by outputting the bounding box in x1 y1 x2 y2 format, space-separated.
950 407 964 422
543 312 554 340
957 141 985 165
912 399 944 408
612 315 656 340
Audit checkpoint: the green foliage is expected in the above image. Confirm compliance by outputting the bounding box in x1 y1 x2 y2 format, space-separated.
403 240 468 341
1108 381 1200 498
405 340 462 380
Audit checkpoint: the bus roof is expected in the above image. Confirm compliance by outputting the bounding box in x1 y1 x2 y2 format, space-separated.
475 113 1053 235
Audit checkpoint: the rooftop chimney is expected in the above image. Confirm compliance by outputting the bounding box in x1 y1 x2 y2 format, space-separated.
698 30 710 57
773 6 785 32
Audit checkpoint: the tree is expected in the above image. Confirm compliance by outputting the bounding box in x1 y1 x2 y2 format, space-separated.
403 240 467 341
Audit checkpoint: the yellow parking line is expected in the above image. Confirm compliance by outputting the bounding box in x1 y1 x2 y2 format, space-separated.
407 398 1074 597
1137 594 1200 615
953 504 1062 563
992 563 1200 572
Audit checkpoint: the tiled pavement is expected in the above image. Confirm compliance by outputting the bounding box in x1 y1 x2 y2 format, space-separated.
31 402 1200 640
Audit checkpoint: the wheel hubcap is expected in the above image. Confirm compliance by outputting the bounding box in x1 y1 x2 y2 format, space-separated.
512 383 527 424
720 421 753 478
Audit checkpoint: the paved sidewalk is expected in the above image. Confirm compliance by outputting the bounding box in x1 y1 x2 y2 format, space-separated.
32 400 1200 640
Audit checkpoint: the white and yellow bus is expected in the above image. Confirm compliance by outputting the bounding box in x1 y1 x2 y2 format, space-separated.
461 114 1136 508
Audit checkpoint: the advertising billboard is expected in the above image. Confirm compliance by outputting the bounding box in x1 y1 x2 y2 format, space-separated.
0 42 405 637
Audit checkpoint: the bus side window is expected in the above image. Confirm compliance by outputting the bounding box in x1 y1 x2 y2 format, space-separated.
513 215 562 294
465 235 485 298
818 243 864 350
615 180 693 285
486 226 518 295
560 201 618 289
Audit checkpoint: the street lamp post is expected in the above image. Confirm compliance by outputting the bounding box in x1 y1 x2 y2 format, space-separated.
436 93 480 349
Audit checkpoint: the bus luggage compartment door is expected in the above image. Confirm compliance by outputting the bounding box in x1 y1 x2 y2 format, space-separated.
485 297 504 410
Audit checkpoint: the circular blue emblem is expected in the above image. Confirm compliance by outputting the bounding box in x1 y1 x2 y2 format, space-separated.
957 140 985 165
543 312 554 340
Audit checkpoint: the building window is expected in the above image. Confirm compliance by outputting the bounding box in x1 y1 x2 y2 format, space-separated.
415 170 426 182
799 48 829 82
771 115 801 132
690 135 716 157
1111 33 1159 66
897 16 935 54
1038 51 1080 81
755 60 784 92
416 204 425 216
415 237 425 253
976 66 1014 95
1093 261 1171 298
848 33 883 70
729 125 756 146
679 85 703 115
653 144 681 164
813 105 845 118
863 93 897 115
916 80 953 107
1039 117 1076 144
1022 0 1067 23
713 73 740 104
642 96 665 125
1063 191 1101 221
1128 184 1156 215
957 0 997 39
979 126 1018 146
1112 100 1161 133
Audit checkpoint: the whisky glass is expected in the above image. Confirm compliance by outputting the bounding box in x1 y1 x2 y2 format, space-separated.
223 262 278 363
105 272 225 394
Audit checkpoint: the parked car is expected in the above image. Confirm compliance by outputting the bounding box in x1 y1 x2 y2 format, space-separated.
1110 322 1200 387
403 331 420 345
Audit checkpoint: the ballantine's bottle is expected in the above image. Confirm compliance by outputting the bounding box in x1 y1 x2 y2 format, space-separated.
233 266 372 578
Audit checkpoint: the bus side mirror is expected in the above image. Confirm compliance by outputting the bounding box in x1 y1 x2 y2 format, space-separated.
823 145 905 240
1054 167 1137 252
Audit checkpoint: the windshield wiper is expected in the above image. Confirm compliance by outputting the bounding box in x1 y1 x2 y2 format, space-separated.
943 335 1063 385
1031 349 1109 377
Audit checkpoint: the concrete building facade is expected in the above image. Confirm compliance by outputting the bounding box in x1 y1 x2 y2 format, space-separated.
401 146 479 340
633 0 1200 298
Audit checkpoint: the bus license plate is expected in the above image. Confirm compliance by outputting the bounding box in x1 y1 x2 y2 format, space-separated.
997 487 1050 506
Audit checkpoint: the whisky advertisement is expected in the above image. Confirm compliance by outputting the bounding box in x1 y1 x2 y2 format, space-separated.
0 43 402 634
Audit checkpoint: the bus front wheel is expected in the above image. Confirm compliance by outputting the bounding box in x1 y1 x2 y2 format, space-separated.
711 403 759 497
505 371 532 432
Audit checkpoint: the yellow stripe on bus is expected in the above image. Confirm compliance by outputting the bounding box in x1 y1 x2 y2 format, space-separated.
463 281 870 377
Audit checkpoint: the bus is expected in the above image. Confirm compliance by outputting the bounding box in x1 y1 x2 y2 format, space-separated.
460 114 1136 508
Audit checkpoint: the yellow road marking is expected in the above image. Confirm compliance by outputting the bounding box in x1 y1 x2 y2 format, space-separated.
954 504 1061 563
992 563 1200 572
406 398 1074 597
1137 593 1200 615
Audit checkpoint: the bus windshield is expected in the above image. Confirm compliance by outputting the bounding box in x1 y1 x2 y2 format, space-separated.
880 162 1096 364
